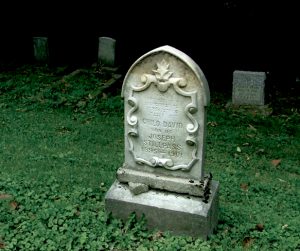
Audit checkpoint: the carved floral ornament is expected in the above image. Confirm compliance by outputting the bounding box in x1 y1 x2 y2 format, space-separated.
127 59 200 171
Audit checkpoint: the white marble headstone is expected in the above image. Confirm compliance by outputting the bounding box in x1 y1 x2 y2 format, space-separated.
118 45 210 196
105 46 219 238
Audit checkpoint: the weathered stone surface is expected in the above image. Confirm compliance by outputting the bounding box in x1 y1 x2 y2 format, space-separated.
105 45 219 238
232 70 266 105
121 45 210 188
128 182 149 195
98 37 116 67
33 37 49 63
117 166 211 197
105 180 219 239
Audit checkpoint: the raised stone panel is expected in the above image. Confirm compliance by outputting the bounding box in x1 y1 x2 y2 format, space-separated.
232 70 266 105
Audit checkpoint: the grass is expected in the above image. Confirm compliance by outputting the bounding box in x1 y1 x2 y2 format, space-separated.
0 64 299 250
0 108 123 189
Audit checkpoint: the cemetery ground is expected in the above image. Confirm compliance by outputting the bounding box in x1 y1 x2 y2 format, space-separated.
0 64 299 250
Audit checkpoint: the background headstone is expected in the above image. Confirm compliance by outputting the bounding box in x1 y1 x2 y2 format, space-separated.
105 45 219 239
33 37 49 63
232 70 266 105
98 37 116 67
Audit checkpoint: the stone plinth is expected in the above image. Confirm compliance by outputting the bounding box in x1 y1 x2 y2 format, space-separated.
105 180 219 239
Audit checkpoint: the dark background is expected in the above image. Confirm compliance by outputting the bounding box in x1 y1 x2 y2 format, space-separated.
0 1 295 93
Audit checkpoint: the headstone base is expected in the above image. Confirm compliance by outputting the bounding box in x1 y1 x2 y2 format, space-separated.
101 66 119 73
117 167 210 197
105 180 219 239
225 102 273 116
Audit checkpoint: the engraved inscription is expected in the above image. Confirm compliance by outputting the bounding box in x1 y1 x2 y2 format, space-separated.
232 71 266 105
144 99 179 118
142 133 183 157
234 84 263 102
142 118 183 129
148 133 175 141
126 59 199 171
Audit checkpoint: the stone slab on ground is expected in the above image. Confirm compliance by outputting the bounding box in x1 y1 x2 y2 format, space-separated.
105 180 219 239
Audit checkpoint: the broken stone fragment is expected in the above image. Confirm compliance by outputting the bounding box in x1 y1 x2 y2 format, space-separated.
128 182 149 195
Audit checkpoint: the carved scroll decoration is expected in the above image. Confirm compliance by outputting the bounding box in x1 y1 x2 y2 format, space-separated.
127 59 199 171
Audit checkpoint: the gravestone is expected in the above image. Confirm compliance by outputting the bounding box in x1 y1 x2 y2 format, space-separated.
105 45 219 239
98 37 116 68
33 37 49 63
232 70 266 105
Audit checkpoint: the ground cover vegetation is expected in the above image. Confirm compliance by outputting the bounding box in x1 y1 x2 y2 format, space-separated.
0 65 299 250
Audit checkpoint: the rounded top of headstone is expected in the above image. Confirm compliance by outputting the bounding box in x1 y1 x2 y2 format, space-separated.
33 37 48 40
122 45 210 106
99 36 116 42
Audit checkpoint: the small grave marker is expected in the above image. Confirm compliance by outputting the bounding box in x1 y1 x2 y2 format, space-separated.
33 37 49 63
232 70 266 105
98 37 116 67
